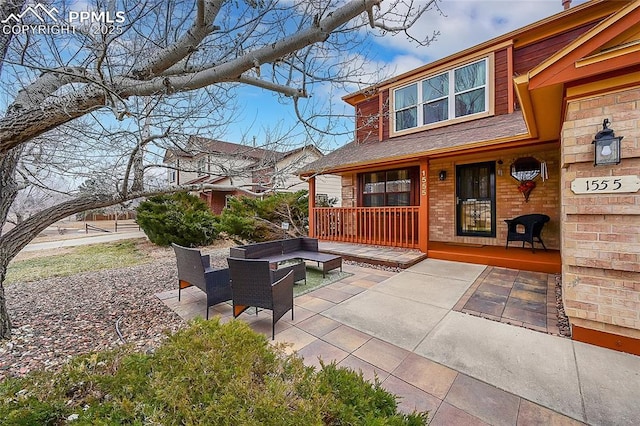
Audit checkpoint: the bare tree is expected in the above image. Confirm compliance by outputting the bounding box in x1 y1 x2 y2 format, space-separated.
0 0 437 338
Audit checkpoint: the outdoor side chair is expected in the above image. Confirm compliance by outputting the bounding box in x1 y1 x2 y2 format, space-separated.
227 257 294 340
504 214 550 253
172 243 232 320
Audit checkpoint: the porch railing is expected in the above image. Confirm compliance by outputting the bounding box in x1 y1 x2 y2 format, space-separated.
312 207 419 249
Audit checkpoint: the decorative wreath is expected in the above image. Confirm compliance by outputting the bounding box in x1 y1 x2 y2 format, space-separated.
517 180 536 202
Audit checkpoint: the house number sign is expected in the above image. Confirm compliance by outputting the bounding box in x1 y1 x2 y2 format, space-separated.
571 175 640 194
421 170 427 196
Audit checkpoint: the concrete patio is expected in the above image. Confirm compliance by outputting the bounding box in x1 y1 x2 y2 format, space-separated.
157 259 640 425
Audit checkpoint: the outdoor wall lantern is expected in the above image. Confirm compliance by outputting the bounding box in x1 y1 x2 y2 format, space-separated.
439 170 447 181
593 119 622 166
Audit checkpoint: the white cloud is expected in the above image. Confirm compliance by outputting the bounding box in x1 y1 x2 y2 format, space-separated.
374 0 590 63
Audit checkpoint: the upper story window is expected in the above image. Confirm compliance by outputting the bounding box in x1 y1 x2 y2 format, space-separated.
197 157 206 176
394 58 489 133
168 160 177 183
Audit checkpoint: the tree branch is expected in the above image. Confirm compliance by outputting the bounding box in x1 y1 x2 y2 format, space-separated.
129 0 223 79
237 74 307 98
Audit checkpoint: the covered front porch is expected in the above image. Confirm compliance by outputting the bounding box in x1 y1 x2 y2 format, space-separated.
307 141 562 275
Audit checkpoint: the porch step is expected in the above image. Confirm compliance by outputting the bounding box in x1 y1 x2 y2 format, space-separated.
427 241 561 274
318 241 426 269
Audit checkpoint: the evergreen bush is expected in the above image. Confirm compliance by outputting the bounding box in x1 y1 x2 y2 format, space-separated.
0 319 428 425
136 192 218 246
217 190 308 242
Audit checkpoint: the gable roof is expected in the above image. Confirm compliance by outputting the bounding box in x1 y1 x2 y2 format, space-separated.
165 136 323 164
186 136 278 161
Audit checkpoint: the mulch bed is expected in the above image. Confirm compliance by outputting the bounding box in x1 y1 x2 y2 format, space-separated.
0 246 232 380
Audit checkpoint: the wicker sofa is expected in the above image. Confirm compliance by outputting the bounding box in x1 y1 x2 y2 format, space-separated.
229 237 342 278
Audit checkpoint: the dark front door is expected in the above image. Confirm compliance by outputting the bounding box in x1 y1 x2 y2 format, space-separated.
456 162 496 237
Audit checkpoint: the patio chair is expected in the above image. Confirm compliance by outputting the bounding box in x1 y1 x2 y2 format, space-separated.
172 243 232 320
227 257 294 339
504 214 550 253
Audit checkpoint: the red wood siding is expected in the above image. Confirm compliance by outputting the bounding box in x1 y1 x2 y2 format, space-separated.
355 96 379 144
494 48 510 115
513 22 597 75
381 89 390 141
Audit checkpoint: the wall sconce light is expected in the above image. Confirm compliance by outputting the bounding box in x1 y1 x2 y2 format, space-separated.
439 170 447 181
593 119 622 166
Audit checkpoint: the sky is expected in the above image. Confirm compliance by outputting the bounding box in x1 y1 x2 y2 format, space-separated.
228 0 589 150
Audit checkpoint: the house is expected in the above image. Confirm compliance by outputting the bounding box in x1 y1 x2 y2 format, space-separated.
301 0 640 355
163 136 341 214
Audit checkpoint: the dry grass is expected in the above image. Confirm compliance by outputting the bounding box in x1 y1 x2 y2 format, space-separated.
6 240 152 285
8 238 238 284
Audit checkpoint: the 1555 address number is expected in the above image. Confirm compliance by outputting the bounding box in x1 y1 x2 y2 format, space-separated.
571 175 640 194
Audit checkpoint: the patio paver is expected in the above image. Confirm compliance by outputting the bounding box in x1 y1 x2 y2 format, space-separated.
158 254 640 425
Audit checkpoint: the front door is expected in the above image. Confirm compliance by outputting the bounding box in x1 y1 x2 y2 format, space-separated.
456 162 496 237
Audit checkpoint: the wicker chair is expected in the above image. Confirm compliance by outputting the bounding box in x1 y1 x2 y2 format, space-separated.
504 214 550 253
227 258 294 339
172 243 232 320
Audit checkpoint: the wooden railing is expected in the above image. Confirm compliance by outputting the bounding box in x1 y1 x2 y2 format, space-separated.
312 207 420 249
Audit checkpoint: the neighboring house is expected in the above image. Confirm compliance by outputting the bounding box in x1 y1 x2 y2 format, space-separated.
163 136 341 214
301 1 640 354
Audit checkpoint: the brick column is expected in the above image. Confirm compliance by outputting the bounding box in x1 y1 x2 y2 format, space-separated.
561 87 640 355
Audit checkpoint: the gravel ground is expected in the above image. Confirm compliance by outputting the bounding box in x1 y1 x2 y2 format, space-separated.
0 246 232 381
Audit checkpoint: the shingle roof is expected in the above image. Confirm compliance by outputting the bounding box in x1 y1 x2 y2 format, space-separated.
300 112 529 174
187 136 279 161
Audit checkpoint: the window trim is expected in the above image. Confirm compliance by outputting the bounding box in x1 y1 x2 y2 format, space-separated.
390 54 495 137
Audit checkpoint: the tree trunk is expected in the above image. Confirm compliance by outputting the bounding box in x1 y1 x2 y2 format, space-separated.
0 259 11 339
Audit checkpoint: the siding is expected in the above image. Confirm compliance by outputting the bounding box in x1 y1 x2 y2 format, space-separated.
494 48 510 115
355 96 380 144
513 22 597 75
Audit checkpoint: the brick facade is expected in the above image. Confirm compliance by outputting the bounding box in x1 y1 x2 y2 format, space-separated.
427 148 561 249
561 87 640 342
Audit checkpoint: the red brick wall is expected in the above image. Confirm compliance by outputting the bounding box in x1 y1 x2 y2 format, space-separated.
561 86 640 340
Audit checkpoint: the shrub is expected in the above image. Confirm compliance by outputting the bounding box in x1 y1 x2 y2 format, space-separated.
0 320 427 425
136 192 218 246
217 190 309 242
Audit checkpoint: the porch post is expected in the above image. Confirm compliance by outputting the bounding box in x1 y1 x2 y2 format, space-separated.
418 159 429 253
308 176 316 238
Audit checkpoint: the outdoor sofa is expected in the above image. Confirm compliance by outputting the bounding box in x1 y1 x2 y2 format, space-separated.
229 237 342 278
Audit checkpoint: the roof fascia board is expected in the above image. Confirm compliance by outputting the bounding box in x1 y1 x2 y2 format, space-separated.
565 70 640 101
513 75 538 139
529 1 640 89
